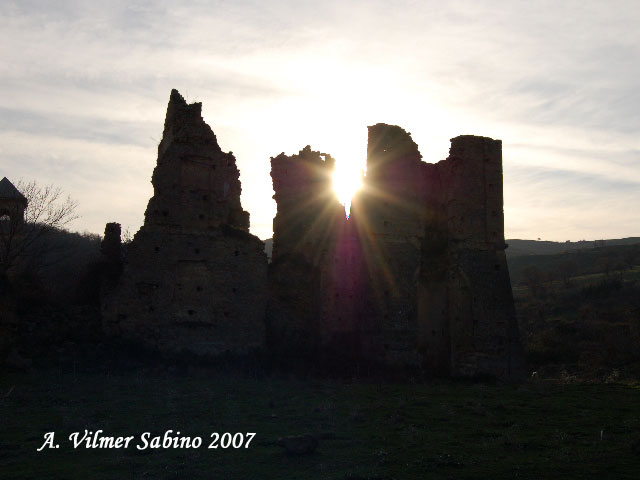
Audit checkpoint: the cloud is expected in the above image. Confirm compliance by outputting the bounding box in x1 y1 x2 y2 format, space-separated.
0 0 639 240
505 163 640 241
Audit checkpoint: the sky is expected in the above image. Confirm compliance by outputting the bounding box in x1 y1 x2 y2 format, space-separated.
1 0 639 241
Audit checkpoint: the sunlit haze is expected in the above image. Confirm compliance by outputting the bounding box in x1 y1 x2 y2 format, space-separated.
1 1 639 241
333 161 363 218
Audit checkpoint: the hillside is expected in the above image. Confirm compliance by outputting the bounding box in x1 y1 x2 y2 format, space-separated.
263 237 640 266
507 243 640 286
506 237 640 258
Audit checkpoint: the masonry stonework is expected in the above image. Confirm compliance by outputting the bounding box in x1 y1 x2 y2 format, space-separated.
102 90 523 378
102 90 267 355
268 124 524 378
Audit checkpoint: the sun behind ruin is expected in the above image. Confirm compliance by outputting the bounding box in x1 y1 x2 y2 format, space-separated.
101 89 524 379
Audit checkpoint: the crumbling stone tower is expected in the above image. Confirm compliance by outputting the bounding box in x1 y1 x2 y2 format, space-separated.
267 146 345 358
100 222 123 285
351 125 429 365
269 124 524 378
102 90 267 355
421 135 522 377
99 89 522 377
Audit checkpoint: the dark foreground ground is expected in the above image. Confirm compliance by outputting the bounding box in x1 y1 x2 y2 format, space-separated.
1 368 639 479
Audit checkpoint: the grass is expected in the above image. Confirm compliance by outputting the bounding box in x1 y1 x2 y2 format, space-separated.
1 368 639 479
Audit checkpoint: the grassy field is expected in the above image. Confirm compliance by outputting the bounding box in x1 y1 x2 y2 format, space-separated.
1 368 639 479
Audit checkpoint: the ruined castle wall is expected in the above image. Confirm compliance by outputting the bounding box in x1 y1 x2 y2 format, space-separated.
317 218 368 361
102 90 266 356
444 136 504 247
351 125 429 366
417 162 451 374
267 125 523 376
441 136 523 377
145 90 248 233
356 129 522 376
104 228 266 355
265 123 523 378
270 146 343 265
267 146 345 357
361 124 427 237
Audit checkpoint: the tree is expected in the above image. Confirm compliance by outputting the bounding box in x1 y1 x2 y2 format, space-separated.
0 179 79 277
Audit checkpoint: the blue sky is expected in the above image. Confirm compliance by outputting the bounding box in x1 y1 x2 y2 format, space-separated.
1 0 639 240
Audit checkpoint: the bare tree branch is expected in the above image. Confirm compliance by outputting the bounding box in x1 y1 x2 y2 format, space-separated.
0 180 79 275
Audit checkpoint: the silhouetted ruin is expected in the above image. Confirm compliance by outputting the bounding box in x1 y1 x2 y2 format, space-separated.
101 90 523 378
100 222 123 285
101 90 267 355
269 126 524 378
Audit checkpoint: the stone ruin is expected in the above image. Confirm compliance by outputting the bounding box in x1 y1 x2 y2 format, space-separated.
269 126 524 377
101 90 267 355
102 90 524 378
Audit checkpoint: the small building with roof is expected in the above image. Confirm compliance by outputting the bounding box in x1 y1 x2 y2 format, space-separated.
0 177 28 226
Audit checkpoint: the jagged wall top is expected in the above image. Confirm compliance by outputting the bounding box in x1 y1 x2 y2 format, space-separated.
270 145 343 263
143 89 249 233
365 124 423 185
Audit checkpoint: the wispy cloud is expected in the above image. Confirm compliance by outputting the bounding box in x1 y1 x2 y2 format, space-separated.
1 0 639 240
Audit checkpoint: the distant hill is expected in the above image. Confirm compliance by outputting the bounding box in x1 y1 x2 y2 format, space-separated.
506 237 640 259
507 243 640 286
263 237 640 263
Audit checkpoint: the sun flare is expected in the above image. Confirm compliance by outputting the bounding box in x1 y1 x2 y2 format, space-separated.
333 164 362 218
